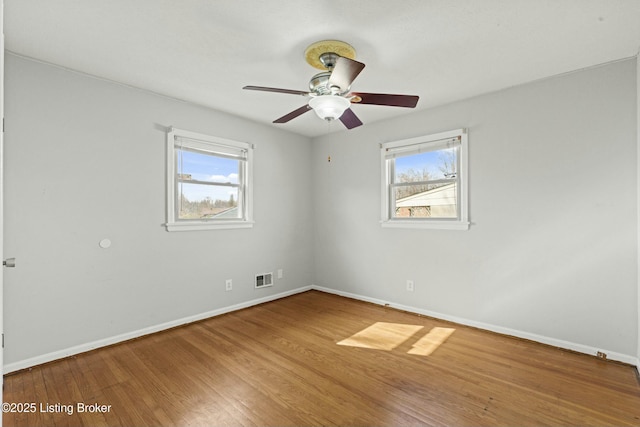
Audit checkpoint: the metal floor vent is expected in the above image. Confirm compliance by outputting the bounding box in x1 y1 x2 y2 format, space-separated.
255 272 273 289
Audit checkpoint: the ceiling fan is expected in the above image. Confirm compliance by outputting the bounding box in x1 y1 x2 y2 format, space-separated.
243 40 419 130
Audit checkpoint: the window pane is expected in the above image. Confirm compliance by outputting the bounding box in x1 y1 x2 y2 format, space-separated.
394 182 457 218
177 183 240 220
394 147 457 183
177 150 239 184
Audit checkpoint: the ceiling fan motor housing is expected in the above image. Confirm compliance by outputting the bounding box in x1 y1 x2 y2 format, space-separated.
309 71 347 95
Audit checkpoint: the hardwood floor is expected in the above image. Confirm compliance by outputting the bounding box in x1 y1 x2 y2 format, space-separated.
3 290 640 426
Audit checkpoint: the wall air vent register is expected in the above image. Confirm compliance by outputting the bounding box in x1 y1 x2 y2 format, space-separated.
255 273 273 289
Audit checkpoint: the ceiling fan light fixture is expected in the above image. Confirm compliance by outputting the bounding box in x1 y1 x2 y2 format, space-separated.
309 95 350 121
243 39 418 129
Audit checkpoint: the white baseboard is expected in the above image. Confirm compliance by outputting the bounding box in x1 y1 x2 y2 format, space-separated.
5 284 638 373
4 285 313 374
311 285 640 367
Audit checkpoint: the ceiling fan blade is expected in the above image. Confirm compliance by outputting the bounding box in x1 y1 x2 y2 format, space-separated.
329 57 365 92
351 92 419 108
243 85 309 96
339 108 363 130
273 105 312 123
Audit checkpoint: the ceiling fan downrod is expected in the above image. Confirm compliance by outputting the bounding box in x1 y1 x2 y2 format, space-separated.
319 52 340 71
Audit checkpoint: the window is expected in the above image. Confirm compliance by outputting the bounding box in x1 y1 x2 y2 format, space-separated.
166 127 254 231
381 128 468 230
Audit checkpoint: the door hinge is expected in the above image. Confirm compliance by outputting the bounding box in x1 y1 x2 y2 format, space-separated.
2 333 4 349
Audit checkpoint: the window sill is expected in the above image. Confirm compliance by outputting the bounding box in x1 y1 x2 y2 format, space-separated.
380 220 470 230
166 221 254 232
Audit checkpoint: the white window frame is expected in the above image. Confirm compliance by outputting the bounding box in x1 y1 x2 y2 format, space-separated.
380 128 469 230
166 127 254 231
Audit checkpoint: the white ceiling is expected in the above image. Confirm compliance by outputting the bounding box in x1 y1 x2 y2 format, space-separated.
5 0 640 137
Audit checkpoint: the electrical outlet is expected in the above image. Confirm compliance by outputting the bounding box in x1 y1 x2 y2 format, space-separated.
225 279 232 291
406 280 414 292
277 269 283 279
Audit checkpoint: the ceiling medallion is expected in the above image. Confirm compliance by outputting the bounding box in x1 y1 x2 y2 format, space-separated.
304 40 357 70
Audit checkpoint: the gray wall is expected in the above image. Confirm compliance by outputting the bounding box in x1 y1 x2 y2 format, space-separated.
312 59 638 359
3 54 314 365
4 53 638 367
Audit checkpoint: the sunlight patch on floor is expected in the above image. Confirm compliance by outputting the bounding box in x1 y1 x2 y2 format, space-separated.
407 327 456 356
338 323 456 356
337 322 424 351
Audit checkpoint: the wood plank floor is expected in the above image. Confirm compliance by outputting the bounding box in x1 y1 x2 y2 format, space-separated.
3 290 640 426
